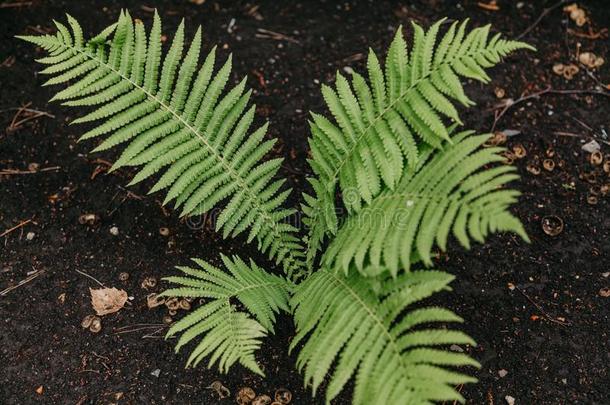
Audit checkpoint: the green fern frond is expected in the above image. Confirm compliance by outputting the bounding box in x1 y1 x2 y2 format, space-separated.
161 254 291 375
291 267 480 404
323 131 530 277
303 20 534 265
17 12 305 277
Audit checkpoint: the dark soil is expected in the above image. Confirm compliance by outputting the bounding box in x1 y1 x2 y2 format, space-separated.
1 0 609 404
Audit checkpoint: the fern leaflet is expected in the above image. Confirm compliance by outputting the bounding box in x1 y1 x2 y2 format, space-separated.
161 255 291 375
291 267 479 404
323 131 530 276
303 20 534 267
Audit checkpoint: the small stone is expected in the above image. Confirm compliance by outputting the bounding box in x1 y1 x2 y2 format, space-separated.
582 140 600 153
498 369 508 378
602 272 610 278
118 272 129 281
505 395 516 405
26 232 35 240
449 344 464 352
109 226 119 236
151 369 161 378
28 162 40 172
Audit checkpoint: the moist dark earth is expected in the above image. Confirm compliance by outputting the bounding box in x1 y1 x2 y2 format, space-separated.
1 0 609 404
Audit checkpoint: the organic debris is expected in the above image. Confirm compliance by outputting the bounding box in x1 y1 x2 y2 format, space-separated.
579 52 604 69
552 63 579 80
78 213 99 226
274 388 292 404
252 395 272 405
563 3 587 26
237 387 256 405
590 151 603 165
81 314 102 333
90 287 128 316
141 276 157 289
147 293 166 309
208 380 230 399
599 288 610 298
542 215 564 236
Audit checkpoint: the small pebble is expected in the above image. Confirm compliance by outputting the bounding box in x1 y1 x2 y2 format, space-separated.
109 226 119 236
505 395 516 405
26 232 35 240
151 369 161 378
498 369 508 378
118 272 129 281
449 344 464 352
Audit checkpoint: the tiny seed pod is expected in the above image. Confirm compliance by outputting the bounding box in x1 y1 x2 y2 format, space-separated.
209 381 230 399
162 315 173 325
81 314 96 329
503 151 515 165
603 160 610 174
141 276 157 289
165 297 180 311
179 299 191 311
527 164 541 175
159 227 170 236
552 63 565 75
546 146 555 158
583 172 597 184
236 387 256 405
590 185 601 196
147 293 166 309
543 159 555 172
118 272 129 281
89 316 102 333
274 388 292 404
541 215 563 237
587 195 598 205
252 395 272 405
512 144 527 159
169 309 177 316
601 184 610 195
590 151 603 166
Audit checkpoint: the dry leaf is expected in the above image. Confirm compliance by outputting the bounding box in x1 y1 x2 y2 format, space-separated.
90 287 128 315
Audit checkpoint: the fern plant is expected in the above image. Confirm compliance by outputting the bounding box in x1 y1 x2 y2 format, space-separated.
17 11 304 278
20 12 532 404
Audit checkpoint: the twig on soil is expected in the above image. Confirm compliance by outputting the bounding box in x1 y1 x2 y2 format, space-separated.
114 323 167 336
553 131 610 146
516 0 570 40
0 1 33 8
255 28 301 45
0 166 60 175
491 86 610 131
0 218 34 237
0 269 44 297
515 286 570 326
3 103 55 132
75 269 105 288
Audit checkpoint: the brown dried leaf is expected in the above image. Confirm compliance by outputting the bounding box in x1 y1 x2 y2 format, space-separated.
90 287 128 316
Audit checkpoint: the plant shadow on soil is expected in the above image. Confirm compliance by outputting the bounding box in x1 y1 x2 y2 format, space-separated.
1 0 609 404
